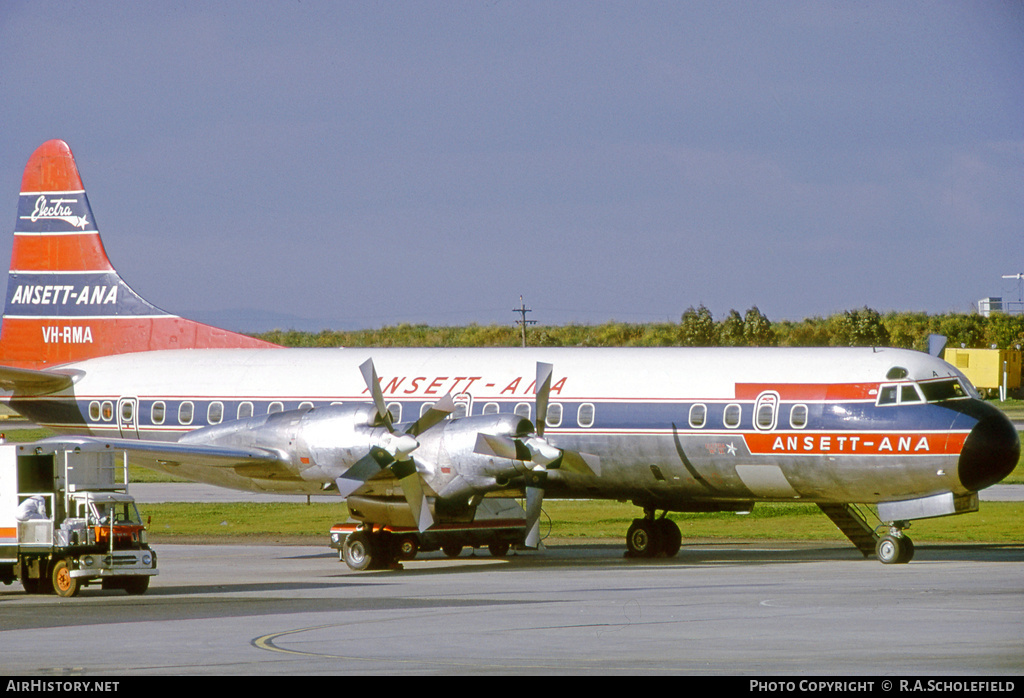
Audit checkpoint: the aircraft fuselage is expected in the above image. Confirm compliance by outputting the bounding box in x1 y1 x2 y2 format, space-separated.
9 345 1014 512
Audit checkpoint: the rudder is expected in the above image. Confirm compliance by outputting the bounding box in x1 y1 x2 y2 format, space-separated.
2 140 278 369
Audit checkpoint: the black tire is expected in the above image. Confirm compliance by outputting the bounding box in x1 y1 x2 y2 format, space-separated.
343 531 376 571
898 536 915 563
442 544 463 558
488 541 511 557
655 518 682 557
876 534 909 565
122 576 150 595
396 535 419 561
626 519 658 558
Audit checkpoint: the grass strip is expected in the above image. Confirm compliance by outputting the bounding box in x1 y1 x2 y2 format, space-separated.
141 499 1024 544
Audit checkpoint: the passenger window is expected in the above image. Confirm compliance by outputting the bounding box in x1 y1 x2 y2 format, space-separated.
689 404 706 429
237 401 254 419
89 401 101 421
514 403 531 420
482 402 500 416
101 401 113 422
724 404 741 429
577 403 595 428
268 402 284 414
419 402 434 418
151 401 165 425
790 404 808 429
453 395 471 419
298 401 314 411
208 401 223 425
178 401 194 425
386 402 402 423
121 401 134 422
545 403 563 428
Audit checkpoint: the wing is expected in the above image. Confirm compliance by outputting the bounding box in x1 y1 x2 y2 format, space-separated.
0 365 80 393
26 435 283 471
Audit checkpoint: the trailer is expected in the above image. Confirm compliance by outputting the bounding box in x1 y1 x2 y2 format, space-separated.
0 442 157 597
944 347 1022 399
330 497 530 570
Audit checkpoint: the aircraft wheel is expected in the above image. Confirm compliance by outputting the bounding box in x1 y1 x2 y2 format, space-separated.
625 519 659 558
488 542 511 557
898 536 915 563
655 518 682 557
876 534 911 565
343 531 377 571
52 559 80 598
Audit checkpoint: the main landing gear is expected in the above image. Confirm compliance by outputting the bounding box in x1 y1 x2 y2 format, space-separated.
624 509 682 559
875 522 915 564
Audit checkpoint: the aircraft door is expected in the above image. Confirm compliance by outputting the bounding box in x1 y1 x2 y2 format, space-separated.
117 397 140 439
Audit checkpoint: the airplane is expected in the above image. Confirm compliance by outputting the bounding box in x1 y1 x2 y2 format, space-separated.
1 139 1019 570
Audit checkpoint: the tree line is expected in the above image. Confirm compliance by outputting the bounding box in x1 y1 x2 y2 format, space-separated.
253 306 1024 352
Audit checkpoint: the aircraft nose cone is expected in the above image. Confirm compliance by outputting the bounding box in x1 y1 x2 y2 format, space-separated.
957 404 1019 492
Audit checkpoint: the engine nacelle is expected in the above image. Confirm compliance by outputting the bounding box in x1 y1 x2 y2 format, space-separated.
181 407 540 505
410 413 538 502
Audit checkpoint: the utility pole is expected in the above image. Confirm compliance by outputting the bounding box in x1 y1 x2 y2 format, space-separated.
513 295 535 347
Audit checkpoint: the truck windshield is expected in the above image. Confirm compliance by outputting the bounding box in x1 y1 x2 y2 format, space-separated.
91 501 143 526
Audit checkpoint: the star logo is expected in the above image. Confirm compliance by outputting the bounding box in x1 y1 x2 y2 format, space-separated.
726 442 737 456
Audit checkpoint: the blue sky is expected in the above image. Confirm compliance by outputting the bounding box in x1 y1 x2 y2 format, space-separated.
1 1 1022 330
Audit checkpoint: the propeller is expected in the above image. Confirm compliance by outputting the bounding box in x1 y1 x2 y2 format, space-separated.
334 359 454 532
474 362 600 548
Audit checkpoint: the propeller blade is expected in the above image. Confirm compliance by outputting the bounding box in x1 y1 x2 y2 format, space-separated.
535 362 553 438
392 459 435 532
405 393 455 437
359 358 393 430
523 481 545 549
557 450 601 477
335 447 393 498
474 432 532 461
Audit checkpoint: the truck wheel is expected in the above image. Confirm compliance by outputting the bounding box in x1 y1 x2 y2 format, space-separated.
488 542 511 557
396 535 419 561
51 559 80 598
122 577 150 595
342 531 376 571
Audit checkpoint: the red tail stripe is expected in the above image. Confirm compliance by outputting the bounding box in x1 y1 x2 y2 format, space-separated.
0 317 278 368
20 140 84 193
11 232 114 272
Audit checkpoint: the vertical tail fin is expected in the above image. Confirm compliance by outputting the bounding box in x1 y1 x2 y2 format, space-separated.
2 140 278 369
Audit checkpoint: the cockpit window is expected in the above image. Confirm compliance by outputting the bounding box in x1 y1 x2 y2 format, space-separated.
878 385 898 405
900 385 922 403
920 378 968 402
878 379 967 405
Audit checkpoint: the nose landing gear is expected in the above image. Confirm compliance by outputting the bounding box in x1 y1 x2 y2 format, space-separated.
875 522 914 564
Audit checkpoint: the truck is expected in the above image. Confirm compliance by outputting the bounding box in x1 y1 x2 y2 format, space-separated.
0 441 157 597
944 347 1022 399
330 497 530 570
